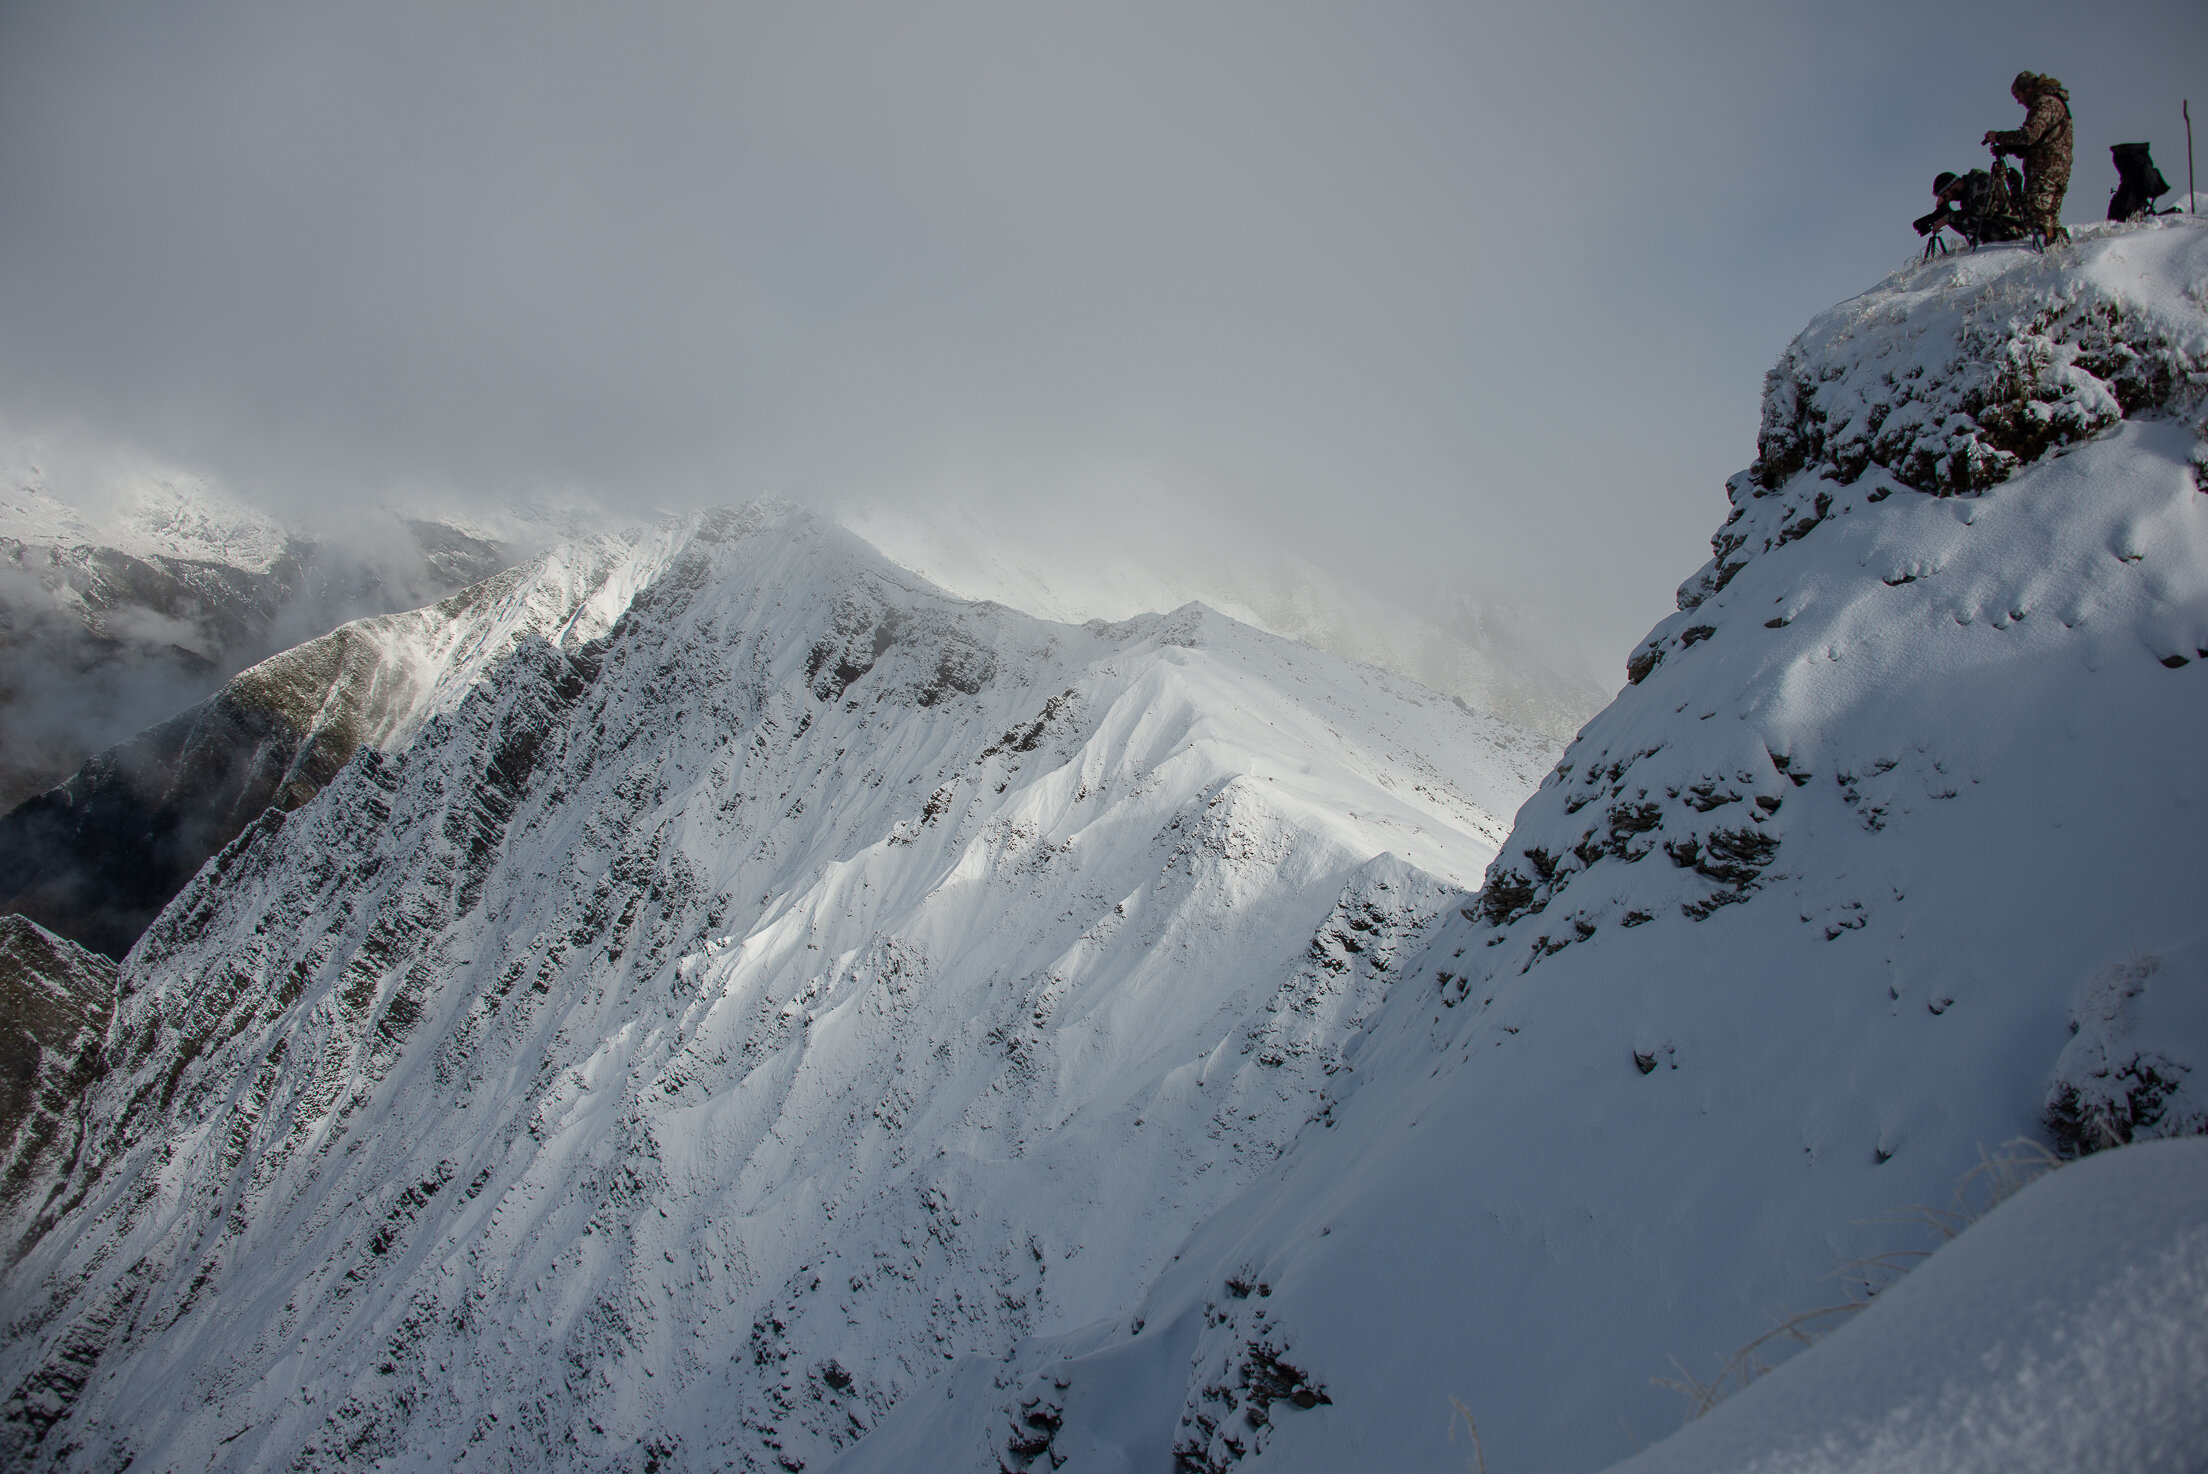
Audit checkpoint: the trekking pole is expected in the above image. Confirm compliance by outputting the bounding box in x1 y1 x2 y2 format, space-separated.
2186 100 2195 214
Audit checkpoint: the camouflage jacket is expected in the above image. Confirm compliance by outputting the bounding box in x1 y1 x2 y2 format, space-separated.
1990 87 2072 190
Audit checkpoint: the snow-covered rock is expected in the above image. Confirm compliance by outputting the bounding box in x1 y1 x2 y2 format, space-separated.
833 219 2208 1474
0 505 1543 1470
839 497 1607 742
7 219 2204 1474
0 458 292 576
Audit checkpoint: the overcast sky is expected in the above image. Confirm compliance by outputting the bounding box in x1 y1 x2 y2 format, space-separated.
2 0 2202 671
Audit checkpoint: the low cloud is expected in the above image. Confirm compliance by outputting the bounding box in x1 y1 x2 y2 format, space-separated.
1 1 2200 675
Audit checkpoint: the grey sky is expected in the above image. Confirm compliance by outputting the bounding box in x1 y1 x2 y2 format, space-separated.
3 0 2202 672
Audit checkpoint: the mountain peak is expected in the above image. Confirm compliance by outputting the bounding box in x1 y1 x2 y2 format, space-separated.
0 499 1546 1471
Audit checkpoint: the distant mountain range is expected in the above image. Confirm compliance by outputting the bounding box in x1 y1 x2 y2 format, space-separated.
0 462 521 814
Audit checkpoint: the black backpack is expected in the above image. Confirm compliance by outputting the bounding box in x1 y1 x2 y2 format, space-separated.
2108 143 2172 220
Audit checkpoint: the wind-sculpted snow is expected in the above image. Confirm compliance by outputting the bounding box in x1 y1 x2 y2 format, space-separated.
1603 1139 2208 1474
841 221 2208 1474
0 505 1540 1470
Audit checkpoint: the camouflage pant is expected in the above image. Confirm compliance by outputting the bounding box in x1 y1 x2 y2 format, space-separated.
2023 167 2069 240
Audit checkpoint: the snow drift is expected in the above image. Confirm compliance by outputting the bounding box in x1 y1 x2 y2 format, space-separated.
1604 1137 2208 1474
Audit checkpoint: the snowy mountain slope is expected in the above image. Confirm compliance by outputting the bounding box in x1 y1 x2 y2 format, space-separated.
0 525 692 959
1605 1137 2208 1474
832 219 2208 1474
838 497 1606 742
0 505 1546 1471
0 452 524 812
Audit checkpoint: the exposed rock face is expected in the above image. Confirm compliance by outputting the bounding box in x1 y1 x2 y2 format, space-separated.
0 918 115 1256
0 505 1541 1472
0 530 687 959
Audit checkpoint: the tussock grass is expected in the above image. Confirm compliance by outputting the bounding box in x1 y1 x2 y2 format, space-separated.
1656 1139 2063 1419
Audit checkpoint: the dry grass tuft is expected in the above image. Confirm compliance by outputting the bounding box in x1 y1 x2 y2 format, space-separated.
1446 1396 1487 1474
1656 1138 2063 1419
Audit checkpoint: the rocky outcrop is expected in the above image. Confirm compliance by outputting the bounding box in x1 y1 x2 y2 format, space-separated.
1503 223 2208 977
1653 216 2208 649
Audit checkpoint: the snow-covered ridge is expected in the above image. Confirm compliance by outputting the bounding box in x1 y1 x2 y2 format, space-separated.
8 224 2202 1474
833 220 2208 1474
0 505 1545 1471
218 515 693 770
0 449 533 813
839 498 1607 742
0 519 698 962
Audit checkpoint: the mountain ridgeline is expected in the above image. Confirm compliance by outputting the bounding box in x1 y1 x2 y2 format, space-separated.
0 220 2204 1474
831 219 2208 1474
0 504 1542 1470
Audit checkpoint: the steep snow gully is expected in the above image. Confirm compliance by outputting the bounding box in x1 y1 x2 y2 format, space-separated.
1 219 2205 1474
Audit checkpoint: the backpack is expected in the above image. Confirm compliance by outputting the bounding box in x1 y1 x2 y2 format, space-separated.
2108 143 2173 221
1957 167 2026 244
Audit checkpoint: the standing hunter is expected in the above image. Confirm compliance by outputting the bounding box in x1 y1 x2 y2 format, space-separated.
1984 71 2073 244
